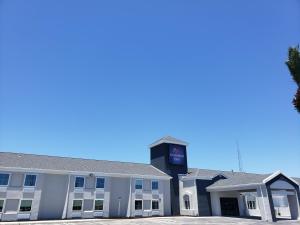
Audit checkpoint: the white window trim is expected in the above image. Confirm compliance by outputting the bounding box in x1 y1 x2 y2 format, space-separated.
151 199 159 211
0 173 11 187
95 177 105 189
135 179 143 191
72 199 83 212
18 199 33 213
23 174 37 187
94 199 104 212
151 180 159 191
0 198 5 213
74 176 85 189
134 199 143 211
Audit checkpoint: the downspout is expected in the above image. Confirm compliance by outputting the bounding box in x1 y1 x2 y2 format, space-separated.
62 174 71 219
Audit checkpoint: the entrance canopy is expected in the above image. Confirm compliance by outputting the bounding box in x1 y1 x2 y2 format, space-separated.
206 171 300 222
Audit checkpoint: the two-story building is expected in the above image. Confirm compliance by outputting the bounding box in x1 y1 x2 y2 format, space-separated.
0 136 299 222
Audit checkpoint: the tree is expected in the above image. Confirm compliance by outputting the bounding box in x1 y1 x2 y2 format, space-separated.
285 46 300 113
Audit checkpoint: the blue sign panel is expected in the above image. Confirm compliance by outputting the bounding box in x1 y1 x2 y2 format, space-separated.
169 144 185 165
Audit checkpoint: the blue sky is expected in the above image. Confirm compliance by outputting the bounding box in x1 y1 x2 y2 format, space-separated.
0 0 299 176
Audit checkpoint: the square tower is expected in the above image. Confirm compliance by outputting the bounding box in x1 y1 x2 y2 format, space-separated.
150 136 188 215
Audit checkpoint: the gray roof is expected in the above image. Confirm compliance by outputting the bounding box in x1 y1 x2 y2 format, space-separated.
187 168 300 190
149 136 188 148
292 177 300 184
186 168 271 190
0 152 170 179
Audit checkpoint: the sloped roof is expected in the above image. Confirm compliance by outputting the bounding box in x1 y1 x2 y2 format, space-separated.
0 152 171 179
185 168 271 190
149 136 188 148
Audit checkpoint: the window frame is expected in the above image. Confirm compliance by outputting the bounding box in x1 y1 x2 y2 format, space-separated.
23 174 37 187
151 180 159 191
183 194 191 210
0 173 10 187
72 199 83 211
0 198 5 213
18 199 33 213
95 177 105 189
134 199 143 211
74 176 85 189
151 199 159 211
94 199 104 211
135 179 143 190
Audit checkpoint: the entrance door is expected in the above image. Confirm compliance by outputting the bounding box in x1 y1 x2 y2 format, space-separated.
220 198 240 217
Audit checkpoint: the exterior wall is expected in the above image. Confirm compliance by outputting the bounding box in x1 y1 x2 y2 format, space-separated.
129 178 170 217
0 171 43 221
242 192 261 217
38 174 69 220
66 175 110 219
0 170 171 221
179 179 198 216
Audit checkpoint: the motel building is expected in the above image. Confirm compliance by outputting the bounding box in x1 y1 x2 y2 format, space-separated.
0 136 299 222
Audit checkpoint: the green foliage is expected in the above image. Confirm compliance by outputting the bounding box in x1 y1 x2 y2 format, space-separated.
286 46 300 113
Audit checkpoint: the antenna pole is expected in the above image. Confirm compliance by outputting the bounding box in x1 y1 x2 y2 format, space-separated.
236 140 243 172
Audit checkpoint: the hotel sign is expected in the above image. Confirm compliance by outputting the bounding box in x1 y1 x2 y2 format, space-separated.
169 144 185 165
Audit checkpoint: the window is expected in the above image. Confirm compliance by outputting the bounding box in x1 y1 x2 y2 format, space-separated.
183 195 190 210
24 175 37 187
19 200 32 212
273 196 288 207
75 177 85 188
96 178 105 189
135 179 143 190
152 180 159 190
94 199 103 211
247 201 256 209
0 174 9 186
152 200 159 210
72 200 83 211
0 199 4 212
135 200 143 210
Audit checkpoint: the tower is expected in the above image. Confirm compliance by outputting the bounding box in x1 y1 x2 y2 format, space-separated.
150 136 188 215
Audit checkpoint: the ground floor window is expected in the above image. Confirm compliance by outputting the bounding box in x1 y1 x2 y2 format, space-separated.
135 200 143 210
72 200 83 211
94 199 103 211
0 199 4 212
152 200 159 210
19 200 32 212
183 194 191 210
247 200 256 209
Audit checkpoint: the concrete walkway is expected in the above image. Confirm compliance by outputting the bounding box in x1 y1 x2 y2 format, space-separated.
0 217 299 225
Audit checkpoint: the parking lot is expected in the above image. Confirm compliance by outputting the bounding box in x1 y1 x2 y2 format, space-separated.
1 217 300 225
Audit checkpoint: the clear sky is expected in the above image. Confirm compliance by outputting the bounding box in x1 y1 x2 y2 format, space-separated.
0 0 299 177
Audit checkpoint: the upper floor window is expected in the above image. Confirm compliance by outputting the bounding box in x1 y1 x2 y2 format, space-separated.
135 179 143 190
75 177 85 188
0 174 9 186
96 177 105 189
24 174 37 187
152 180 159 190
